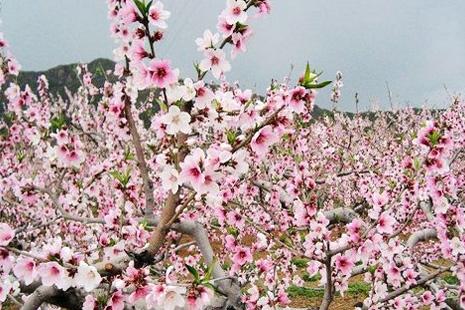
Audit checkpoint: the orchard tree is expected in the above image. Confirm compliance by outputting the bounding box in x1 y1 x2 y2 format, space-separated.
0 1 464 309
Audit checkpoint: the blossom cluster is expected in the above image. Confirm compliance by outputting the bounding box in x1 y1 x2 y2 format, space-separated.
0 0 464 310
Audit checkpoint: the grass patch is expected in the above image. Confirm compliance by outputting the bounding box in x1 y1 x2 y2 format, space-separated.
291 258 310 268
288 282 371 299
443 274 459 285
302 273 321 282
288 286 324 298
347 282 371 295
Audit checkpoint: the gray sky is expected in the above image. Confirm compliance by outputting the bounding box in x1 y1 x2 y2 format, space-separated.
1 0 464 111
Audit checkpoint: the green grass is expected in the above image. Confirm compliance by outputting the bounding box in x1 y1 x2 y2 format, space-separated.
347 282 371 295
288 285 324 298
443 274 459 285
291 257 310 268
287 282 371 299
302 273 321 282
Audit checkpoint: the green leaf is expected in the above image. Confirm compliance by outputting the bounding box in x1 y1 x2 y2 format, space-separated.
124 147 135 161
50 114 66 132
304 80 332 89
304 62 311 82
194 62 202 78
226 227 239 237
76 180 83 189
427 130 441 147
110 169 132 187
202 283 217 292
301 62 321 85
211 99 220 110
0 127 9 138
146 0 153 14
156 98 168 113
204 258 217 282
226 130 237 145
413 157 422 171
16 150 26 163
133 0 147 16
210 218 220 226
139 218 149 229
3 112 15 125
185 264 200 281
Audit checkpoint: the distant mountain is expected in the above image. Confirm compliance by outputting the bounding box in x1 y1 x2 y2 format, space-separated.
6 58 338 119
16 58 116 98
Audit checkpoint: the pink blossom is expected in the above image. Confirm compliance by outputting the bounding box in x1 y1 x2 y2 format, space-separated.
82 295 97 310
251 125 278 157
385 263 402 287
196 30 220 51
377 212 396 235
130 39 149 61
256 0 272 16
334 254 354 275
148 1 171 29
74 261 102 292
180 148 205 187
0 223 14 246
118 2 139 23
288 86 307 113
372 191 389 207
233 246 252 266
225 235 238 251
0 279 12 303
145 283 166 308
421 291 434 305
127 285 150 305
217 15 235 37
223 0 248 24
107 290 125 310
231 29 252 59
199 49 231 79
197 167 220 195
156 286 186 310
161 105 192 135
186 286 214 310
226 210 245 230
13 257 37 285
193 81 215 109
7 58 21 75
140 59 177 89
256 258 273 273
38 262 72 290
160 165 181 194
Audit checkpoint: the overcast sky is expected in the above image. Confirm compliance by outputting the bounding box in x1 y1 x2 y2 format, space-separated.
1 0 464 111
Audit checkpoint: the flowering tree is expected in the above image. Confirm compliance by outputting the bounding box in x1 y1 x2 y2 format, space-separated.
1 1 464 309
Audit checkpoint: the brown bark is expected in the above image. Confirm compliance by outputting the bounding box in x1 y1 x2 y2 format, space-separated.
146 123 189 255
124 97 155 217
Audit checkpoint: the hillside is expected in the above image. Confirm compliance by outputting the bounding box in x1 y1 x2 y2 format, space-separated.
16 58 116 98
4 58 338 119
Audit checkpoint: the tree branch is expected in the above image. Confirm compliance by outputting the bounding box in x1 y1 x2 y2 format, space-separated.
363 267 450 309
21 286 58 310
124 95 155 217
407 228 437 249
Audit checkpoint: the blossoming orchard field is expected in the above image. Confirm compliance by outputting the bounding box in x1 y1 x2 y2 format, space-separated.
0 0 464 309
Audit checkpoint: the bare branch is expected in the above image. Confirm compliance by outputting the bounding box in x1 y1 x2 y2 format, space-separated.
124 96 155 217
407 228 437 249
363 267 450 309
21 286 58 310
324 208 358 225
